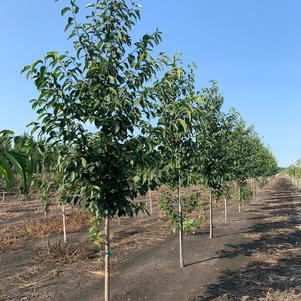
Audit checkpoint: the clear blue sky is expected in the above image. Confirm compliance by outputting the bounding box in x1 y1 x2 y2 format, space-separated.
1 0 301 167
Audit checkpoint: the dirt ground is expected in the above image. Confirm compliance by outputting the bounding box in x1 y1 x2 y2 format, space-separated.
0 176 301 301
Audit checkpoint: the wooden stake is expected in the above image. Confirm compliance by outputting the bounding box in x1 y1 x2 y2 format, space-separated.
224 197 227 223
104 215 111 301
238 184 241 213
178 174 184 268
149 189 153 215
62 204 67 243
209 189 213 239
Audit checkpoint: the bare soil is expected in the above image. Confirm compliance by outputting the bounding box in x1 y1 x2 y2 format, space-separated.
1 176 301 301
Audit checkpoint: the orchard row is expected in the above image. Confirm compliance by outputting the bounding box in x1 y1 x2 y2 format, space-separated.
0 1 278 300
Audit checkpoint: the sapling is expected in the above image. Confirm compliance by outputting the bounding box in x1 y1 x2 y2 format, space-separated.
153 56 197 268
24 1 164 300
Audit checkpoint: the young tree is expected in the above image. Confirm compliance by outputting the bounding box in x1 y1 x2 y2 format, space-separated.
217 109 240 223
152 56 196 268
194 81 228 238
230 120 278 212
23 1 164 300
287 163 300 186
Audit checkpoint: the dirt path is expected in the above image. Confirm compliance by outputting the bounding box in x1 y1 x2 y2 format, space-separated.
1 176 300 300
73 176 301 301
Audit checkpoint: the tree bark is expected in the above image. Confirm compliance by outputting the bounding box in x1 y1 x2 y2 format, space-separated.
178 173 184 268
149 189 153 215
62 204 67 243
209 189 213 239
238 184 241 213
104 215 110 301
224 197 227 223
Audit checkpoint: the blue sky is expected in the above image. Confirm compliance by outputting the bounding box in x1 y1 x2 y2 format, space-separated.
1 0 301 167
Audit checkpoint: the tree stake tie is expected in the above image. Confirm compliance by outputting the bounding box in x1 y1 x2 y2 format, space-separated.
106 250 113 257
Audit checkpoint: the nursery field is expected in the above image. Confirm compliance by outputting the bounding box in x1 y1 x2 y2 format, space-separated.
1 176 300 301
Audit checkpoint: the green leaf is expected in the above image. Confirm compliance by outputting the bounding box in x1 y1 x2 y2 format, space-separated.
0 157 14 189
21 65 31 74
178 119 188 132
61 7 71 16
133 175 140 183
31 60 43 69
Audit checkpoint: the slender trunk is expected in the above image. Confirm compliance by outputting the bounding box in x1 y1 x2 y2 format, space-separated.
62 204 67 243
2 191 4 203
209 189 213 239
224 197 227 223
238 184 241 213
104 215 111 301
178 173 184 268
252 179 256 201
148 189 153 215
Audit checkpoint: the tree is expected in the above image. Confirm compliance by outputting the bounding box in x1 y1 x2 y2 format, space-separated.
229 119 278 212
152 56 196 268
23 1 164 300
286 161 301 187
194 81 228 238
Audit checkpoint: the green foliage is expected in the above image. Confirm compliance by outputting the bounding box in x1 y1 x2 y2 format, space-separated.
152 55 197 188
89 215 103 248
31 173 53 214
194 81 227 191
159 189 204 235
239 182 253 204
158 190 178 224
286 161 301 181
24 0 164 220
0 130 33 191
229 120 278 184
21 0 279 241
257 177 268 189
183 219 198 235
182 192 204 213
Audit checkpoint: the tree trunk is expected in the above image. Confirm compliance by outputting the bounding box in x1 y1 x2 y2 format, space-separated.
238 182 241 213
62 204 67 243
224 197 227 223
104 215 111 301
209 189 213 239
149 189 153 215
178 174 184 268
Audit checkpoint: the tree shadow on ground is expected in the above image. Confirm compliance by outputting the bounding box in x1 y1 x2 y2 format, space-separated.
194 178 301 301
